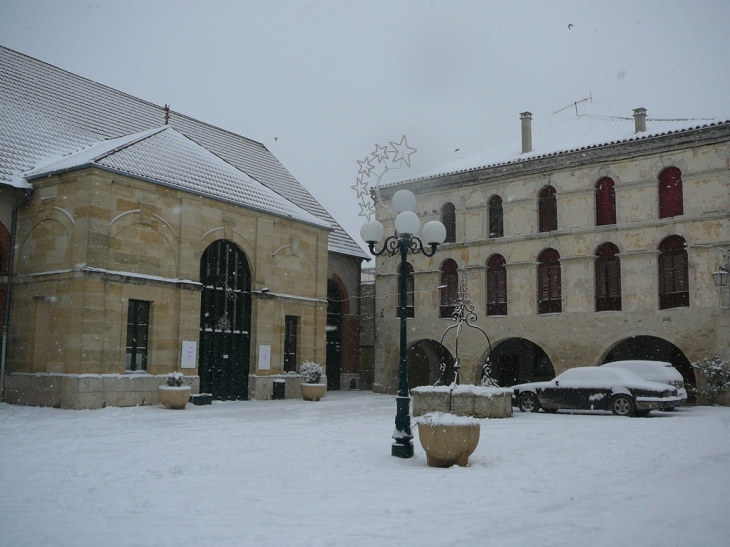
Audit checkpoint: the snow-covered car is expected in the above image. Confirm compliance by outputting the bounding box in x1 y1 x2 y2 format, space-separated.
601 360 687 408
512 366 682 417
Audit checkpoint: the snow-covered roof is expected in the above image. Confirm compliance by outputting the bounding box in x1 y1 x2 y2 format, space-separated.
25 127 329 228
394 114 730 185
0 46 367 257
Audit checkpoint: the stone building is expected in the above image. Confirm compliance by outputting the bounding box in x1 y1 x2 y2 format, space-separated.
372 109 730 402
0 46 367 408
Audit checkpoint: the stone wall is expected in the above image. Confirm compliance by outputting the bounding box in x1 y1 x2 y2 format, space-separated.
373 132 730 396
8 166 330 407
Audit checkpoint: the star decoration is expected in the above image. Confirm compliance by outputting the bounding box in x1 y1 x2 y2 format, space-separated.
358 199 375 220
350 176 369 200
371 143 389 163
357 156 375 177
389 135 417 167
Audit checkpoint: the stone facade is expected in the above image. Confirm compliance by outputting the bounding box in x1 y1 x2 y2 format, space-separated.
372 117 730 404
6 166 330 408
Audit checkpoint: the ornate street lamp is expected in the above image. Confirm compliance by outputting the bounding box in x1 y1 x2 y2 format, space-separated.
361 189 446 458
712 248 730 309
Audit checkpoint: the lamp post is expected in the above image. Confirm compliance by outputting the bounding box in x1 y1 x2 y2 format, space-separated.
712 248 729 309
361 189 446 458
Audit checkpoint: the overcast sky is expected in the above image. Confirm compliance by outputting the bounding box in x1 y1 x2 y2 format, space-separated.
2 0 729 251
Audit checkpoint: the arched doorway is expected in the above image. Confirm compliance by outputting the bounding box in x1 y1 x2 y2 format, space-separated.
603 335 695 402
484 338 555 387
326 280 343 390
199 240 252 400
407 340 455 388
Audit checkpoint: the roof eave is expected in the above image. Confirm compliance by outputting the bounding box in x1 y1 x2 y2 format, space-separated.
24 164 334 231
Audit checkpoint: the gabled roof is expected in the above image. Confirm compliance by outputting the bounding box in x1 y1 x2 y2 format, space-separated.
394 114 730 185
0 45 367 257
25 127 330 228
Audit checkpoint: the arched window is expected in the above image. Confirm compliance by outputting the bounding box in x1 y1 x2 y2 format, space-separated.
658 167 683 219
537 248 561 314
440 259 459 318
486 254 507 316
397 262 415 318
441 202 456 243
488 195 503 238
595 177 617 226
538 185 557 233
595 243 621 311
658 235 689 309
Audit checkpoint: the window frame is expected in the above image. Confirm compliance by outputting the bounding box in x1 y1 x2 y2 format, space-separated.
283 315 299 372
486 254 507 316
595 243 622 311
126 299 151 372
439 259 459 318
537 248 561 314
595 177 617 226
441 202 456 243
538 185 557 233
658 235 689 309
658 167 684 219
488 195 504 238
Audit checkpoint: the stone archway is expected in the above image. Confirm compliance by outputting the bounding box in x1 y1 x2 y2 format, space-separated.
603 335 696 402
484 338 555 387
199 239 252 400
407 340 455 389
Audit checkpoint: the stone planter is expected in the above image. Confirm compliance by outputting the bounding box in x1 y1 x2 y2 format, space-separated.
415 412 481 467
158 385 191 409
300 383 326 401
411 385 513 419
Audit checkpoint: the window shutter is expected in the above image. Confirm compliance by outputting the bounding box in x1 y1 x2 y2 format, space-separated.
489 196 503 238
659 167 683 218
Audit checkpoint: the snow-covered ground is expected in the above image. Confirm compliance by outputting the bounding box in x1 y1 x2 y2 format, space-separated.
1 392 728 547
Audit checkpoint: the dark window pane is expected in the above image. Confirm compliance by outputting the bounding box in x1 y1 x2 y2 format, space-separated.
488 195 503 238
486 254 507 316
126 300 150 372
538 186 557 233
284 315 298 372
440 259 458 318
537 248 561 314
658 235 689 309
441 203 456 243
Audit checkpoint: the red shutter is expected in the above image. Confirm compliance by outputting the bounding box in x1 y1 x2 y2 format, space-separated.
659 167 683 218
596 178 616 226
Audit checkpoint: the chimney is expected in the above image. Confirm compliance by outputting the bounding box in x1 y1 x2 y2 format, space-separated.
520 112 533 154
633 107 647 133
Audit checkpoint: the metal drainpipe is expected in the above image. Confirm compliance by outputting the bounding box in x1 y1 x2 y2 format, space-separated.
0 191 30 401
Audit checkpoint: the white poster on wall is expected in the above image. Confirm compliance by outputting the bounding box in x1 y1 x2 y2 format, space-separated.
258 344 271 371
181 341 197 369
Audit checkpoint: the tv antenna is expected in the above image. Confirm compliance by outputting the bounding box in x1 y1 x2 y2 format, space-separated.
552 93 593 116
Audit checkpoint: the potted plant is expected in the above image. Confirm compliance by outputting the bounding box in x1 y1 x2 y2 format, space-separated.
299 361 326 401
158 372 191 410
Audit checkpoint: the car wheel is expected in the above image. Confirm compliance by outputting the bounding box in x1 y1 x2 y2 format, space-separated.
518 392 540 413
610 394 635 417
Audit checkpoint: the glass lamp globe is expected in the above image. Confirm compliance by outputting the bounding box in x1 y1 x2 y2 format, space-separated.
392 190 417 213
422 220 447 245
395 211 420 235
712 268 729 287
360 219 384 243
